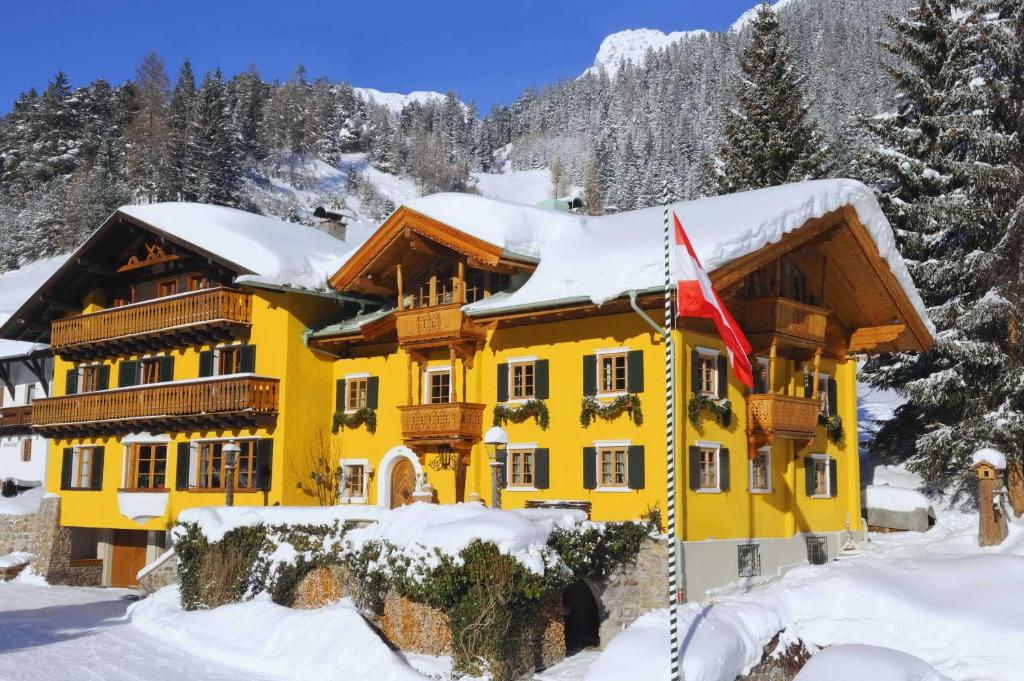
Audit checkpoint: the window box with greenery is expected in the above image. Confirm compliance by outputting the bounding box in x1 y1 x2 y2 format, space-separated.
580 349 644 427
495 359 550 429
688 347 733 427
803 372 842 442
332 375 379 434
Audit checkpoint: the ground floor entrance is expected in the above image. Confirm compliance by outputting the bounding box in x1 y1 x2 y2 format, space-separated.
110 529 148 588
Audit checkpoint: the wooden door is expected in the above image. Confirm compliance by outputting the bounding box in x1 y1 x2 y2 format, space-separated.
390 458 417 509
110 530 148 588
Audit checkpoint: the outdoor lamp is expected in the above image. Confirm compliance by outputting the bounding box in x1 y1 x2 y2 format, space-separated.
484 426 509 461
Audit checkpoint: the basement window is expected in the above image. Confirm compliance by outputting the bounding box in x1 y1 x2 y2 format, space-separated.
737 543 761 578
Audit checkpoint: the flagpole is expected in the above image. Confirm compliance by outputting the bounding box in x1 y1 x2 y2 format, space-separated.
662 182 682 681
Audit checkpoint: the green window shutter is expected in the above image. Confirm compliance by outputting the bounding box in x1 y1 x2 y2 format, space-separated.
255 439 273 490
198 350 214 378
239 345 256 373
582 356 597 396
496 450 508 486
60 448 73 490
159 356 175 382
805 457 816 497
689 446 701 491
367 376 380 409
497 363 509 402
535 360 549 400
96 365 110 391
803 373 814 398
118 360 139 388
534 448 550 489
827 378 838 417
175 442 191 491
829 458 838 498
719 447 730 491
90 446 105 490
690 350 700 393
582 447 597 489
716 355 727 398
65 368 78 395
335 379 347 411
627 445 645 489
627 350 644 393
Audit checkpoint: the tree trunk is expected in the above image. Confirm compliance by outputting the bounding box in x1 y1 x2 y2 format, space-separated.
978 476 1008 547
1007 460 1024 518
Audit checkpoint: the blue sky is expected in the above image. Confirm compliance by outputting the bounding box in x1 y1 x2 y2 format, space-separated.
1 0 762 111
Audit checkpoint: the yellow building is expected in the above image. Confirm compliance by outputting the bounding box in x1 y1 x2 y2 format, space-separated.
0 180 933 597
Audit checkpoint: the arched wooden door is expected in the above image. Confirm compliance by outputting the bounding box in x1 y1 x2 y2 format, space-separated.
390 458 417 509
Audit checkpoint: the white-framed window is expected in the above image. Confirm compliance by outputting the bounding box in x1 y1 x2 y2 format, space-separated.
424 366 452 404
214 344 244 376
749 447 771 493
78 363 105 393
347 377 369 411
184 437 259 491
752 357 770 395
509 359 537 401
817 373 832 416
507 446 536 488
695 347 719 398
810 453 831 498
340 458 371 503
70 446 95 489
696 441 721 492
593 439 632 492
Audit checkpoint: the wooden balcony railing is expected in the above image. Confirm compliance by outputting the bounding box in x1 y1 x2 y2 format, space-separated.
395 303 485 348
31 375 278 436
747 393 821 441
51 288 252 360
745 297 828 349
0 404 34 435
398 402 486 444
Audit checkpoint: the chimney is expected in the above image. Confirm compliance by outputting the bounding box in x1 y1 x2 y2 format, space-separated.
313 206 348 241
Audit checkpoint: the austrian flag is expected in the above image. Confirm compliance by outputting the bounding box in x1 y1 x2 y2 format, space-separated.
671 212 754 388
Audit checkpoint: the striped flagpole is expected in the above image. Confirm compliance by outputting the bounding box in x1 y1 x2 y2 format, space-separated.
662 182 681 681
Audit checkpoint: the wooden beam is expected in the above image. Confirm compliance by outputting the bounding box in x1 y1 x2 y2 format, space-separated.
848 324 906 351
353 275 393 297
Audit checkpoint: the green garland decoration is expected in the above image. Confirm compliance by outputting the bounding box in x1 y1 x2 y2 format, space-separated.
493 399 550 430
579 394 643 428
332 408 377 434
820 413 843 443
687 394 732 427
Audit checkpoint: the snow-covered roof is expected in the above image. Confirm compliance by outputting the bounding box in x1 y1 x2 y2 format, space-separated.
971 448 1007 470
404 180 933 337
0 256 67 359
118 203 354 291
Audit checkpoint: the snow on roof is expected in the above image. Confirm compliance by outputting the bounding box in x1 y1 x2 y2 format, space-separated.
118 203 353 291
971 448 1007 470
0 255 68 358
404 180 933 335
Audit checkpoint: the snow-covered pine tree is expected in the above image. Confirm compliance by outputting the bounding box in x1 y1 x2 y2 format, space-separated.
123 51 171 202
167 60 197 200
858 0 1024 492
714 3 827 194
186 70 243 207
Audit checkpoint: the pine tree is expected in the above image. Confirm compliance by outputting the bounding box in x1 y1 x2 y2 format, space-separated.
581 151 605 215
715 3 827 193
123 51 171 202
168 60 197 199
186 70 242 206
859 0 1024 490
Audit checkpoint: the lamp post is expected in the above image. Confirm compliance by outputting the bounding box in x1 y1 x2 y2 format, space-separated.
484 426 509 510
223 441 241 507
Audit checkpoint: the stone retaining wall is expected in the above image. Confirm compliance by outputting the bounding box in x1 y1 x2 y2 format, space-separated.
0 508 39 555
594 536 667 646
1 496 101 586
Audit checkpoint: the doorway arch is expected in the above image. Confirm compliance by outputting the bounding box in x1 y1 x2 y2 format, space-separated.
563 580 601 652
377 445 423 509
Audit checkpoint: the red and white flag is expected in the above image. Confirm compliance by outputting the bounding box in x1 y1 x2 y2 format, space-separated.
672 212 754 388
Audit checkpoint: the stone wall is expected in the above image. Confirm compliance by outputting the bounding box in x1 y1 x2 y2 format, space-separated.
0 508 39 555
138 550 180 595
593 536 667 646
2 496 103 587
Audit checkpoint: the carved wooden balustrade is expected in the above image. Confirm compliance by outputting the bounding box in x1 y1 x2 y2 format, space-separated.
745 297 828 351
746 393 820 441
0 405 34 436
31 375 278 436
51 287 252 360
398 402 486 444
394 303 485 349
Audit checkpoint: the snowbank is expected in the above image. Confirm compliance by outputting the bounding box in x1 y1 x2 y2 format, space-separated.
864 485 931 513
0 486 46 516
971 448 1006 470
345 502 583 574
129 586 428 681
175 504 382 543
795 644 950 681
0 551 31 568
872 465 924 490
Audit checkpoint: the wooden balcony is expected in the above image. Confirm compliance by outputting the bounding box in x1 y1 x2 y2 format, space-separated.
51 288 252 361
0 405 34 436
744 297 827 354
747 393 820 441
31 375 278 437
394 304 485 349
398 402 486 445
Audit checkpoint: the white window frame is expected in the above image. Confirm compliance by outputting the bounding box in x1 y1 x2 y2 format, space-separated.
505 442 538 491
423 365 453 404
753 357 771 394
695 347 720 398
70 445 94 489
749 446 772 494
595 347 631 398
593 439 632 493
816 372 832 416
212 343 246 377
77 362 105 393
339 457 372 504
344 372 371 413
810 453 831 499
506 356 538 404
695 440 721 493
119 434 172 488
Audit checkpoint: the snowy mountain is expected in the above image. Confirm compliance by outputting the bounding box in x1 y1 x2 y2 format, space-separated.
583 28 708 78
729 0 798 32
353 87 451 113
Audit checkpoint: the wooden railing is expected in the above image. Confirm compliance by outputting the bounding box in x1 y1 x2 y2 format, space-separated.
398 402 486 442
32 376 278 428
745 297 827 345
51 288 252 350
395 303 485 347
0 404 34 433
747 393 820 440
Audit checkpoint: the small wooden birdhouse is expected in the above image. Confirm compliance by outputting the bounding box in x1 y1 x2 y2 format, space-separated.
974 461 998 480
